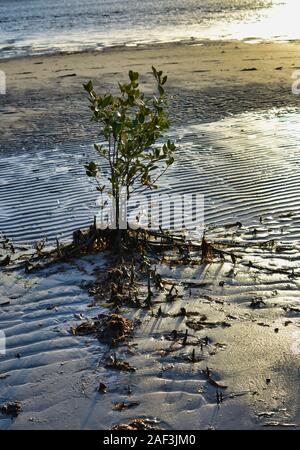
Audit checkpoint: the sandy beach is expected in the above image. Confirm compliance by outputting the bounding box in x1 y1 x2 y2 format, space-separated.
1 38 300 431
1 222 300 430
1 40 300 150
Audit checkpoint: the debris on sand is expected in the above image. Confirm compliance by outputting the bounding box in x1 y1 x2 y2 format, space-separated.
97 382 107 393
216 391 224 404
71 320 96 335
202 367 228 389
113 401 140 411
250 298 266 309
156 307 199 319
186 318 231 331
97 314 133 345
71 313 133 345
0 401 22 417
166 284 180 302
6 220 299 429
256 411 275 418
173 308 199 318
207 377 228 389
112 418 160 430
86 263 144 308
0 301 10 307
173 348 204 363
0 374 10 380
58 73 77 78
201 236 215 263
263 421 296 428
105 354 136 372
0 255 10 266
283 306 300 314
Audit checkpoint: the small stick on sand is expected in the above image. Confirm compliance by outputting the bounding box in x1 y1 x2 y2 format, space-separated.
182 329 188 346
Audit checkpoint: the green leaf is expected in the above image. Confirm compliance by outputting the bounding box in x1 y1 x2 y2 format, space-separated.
86 161 97 171
85 66 174 206
129 70 139 82
112 122 122 138
83 80 93 93
158 85 165 96
101 95 113 107
84 161 98 177
94 143 105 153
166 156 175 166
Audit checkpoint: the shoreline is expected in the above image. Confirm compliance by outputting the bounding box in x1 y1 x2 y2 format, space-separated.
2 37 300 64
2 38 300 82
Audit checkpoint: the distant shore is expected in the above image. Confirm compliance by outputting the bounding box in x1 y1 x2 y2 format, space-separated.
1 38 300 431
1 39 300 151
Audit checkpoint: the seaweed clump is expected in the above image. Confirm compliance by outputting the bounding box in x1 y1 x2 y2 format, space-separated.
71 313 133 346
112 418 160 430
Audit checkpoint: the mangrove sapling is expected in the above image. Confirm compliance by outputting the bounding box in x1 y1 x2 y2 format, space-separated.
83 67 176 252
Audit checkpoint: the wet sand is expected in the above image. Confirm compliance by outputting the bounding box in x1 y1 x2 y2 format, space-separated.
1 40 300 150
2 108 300 243
0 40 300 430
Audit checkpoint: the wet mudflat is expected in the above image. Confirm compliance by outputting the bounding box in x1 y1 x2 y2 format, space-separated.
2 107 300 242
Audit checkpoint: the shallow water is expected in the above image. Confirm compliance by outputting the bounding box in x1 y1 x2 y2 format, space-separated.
0 0 299 59
1 107 300 244
0 254 110 429
172 108 300 238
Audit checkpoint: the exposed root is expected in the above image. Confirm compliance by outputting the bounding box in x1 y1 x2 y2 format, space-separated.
113 401 140 411
186 318 231 331
105 353 136 372
112 418 160 430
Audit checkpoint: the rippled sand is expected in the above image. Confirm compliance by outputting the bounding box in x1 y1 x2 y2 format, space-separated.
2 108 300 243
1 0 298 59
1 225 299 429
